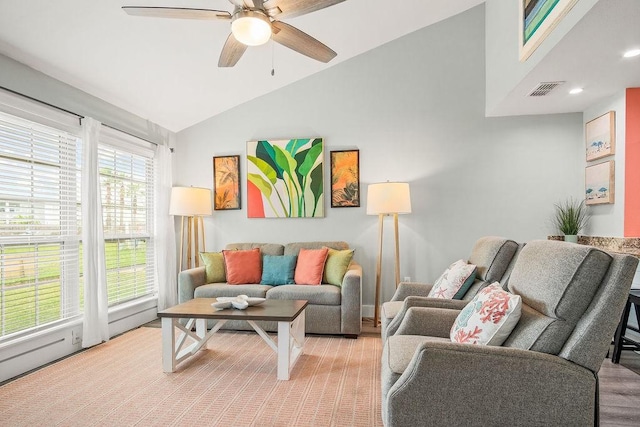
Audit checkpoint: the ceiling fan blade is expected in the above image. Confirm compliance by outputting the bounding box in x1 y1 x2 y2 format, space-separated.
263 0 345 19
271 21 336 63
218 33 248 67
242 0 264 8
122 7 231 20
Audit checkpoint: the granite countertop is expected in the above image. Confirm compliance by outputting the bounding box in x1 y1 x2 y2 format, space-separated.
548 235 640 257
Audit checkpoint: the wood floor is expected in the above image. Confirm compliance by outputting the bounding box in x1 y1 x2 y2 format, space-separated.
364 318 640 426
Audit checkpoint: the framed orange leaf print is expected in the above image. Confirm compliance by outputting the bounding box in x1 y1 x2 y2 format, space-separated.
330 150 360 208
213 155 241 210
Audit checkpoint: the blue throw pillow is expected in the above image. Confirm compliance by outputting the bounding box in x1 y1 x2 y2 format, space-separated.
261 255 297 285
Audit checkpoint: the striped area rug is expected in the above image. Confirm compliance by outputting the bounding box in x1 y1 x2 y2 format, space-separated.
0 327 383 426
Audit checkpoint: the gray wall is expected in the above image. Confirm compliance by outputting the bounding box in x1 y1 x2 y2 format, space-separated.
174 5 584 311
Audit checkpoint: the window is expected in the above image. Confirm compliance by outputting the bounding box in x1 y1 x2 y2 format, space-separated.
0 91 158 341
98 132 155 306
0 110 81 338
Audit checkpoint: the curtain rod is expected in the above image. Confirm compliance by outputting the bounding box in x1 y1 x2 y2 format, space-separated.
1 85 159 146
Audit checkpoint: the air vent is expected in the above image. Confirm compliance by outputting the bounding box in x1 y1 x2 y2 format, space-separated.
528 81 565 97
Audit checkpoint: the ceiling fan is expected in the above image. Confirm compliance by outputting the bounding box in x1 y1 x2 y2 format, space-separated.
122 0 345 67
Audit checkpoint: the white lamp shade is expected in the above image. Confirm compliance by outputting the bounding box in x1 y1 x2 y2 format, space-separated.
366 182 412 215
231 11 272 46
169 186 212 216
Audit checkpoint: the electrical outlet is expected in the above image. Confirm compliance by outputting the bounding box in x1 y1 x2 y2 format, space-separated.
71 330 81 345
404 276 411 282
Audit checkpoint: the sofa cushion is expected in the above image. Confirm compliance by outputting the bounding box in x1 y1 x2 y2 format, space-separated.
199 252 225 283
225 243 284 256
323 248 354 286
194 283 271 299
450 284 522 346
284 241 349 256
427 260 477 299
223 248 262 284
261 255 297 285
267 284 341 305
468 236 519 283
294 248 329 285
505 240 612 354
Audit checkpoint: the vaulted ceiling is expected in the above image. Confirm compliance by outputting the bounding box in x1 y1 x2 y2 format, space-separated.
0 0 638 133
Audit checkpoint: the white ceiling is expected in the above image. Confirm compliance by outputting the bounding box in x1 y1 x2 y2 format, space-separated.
0 0 638 133
0 0 483 132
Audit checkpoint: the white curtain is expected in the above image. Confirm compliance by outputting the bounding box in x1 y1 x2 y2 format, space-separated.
154 143 177 310
81 117 109 347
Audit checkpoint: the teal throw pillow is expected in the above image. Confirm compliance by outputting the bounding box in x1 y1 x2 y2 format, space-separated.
453 268 477 299
261 255 297 285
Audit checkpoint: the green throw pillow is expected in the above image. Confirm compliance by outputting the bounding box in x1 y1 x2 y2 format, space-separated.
323 248 354 286
261 255 297 285
199 252 226 283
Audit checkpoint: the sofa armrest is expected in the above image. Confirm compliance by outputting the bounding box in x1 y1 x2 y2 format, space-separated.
178 266 206 304
391 282 434 301
384 296 468 340
395 307 460 338
340 262 362 335
384 341 596 426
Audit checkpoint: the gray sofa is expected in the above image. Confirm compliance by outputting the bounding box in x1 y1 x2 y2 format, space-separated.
381 239 638 426
178 241 362 337
381 236 521 340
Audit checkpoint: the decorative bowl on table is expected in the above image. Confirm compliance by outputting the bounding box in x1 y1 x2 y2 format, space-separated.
211 295 265 310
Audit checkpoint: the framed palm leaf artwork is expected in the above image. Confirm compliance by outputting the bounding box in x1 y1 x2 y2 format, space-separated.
213 155 241 210
330 150 360 207
247 138 324 218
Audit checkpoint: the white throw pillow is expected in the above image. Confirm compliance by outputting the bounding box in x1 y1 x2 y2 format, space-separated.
427 259 477 299
450 283 522 346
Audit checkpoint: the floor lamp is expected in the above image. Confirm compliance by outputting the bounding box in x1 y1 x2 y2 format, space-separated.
367 182 412 326
169 186 213 271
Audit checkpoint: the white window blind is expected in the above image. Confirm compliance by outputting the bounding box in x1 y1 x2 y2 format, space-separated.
0 111 81 338
98 138 155 306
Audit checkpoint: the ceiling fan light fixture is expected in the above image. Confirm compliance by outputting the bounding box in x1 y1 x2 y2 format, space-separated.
231 11 272 46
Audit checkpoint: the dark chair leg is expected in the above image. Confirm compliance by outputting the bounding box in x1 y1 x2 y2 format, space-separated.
612 299 632 364
344 334 358 339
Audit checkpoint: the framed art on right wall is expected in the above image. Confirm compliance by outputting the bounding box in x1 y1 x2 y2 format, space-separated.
585 111 615 161
585 160 615 205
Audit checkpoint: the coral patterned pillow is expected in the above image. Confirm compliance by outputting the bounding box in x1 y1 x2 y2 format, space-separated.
450 283 522 346
427 260 477 299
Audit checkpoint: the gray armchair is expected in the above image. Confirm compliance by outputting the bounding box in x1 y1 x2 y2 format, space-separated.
381 236 521 340
381 240 638 426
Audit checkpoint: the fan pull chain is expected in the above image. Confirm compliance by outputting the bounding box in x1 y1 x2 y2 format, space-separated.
271 40 275 76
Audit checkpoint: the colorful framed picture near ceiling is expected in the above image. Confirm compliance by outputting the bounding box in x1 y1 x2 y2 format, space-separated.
213 155 241 210
585 161 614 205
519 0 578 61
330 150 360 208
246 138 324 218
585 111 615 162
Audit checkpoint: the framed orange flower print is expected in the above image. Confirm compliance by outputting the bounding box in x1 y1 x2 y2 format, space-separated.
213 155 241 210
330 150 359 208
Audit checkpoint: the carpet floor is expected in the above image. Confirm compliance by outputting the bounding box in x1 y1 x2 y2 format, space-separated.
0 327 383 426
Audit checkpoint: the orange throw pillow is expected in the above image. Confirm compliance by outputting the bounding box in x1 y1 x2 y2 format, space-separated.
222 248 262 284
294 248 329 285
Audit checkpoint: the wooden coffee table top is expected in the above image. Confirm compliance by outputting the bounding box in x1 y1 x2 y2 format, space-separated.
158 298 308 322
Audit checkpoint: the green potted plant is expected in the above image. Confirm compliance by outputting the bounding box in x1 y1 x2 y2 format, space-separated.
553 198 588 243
